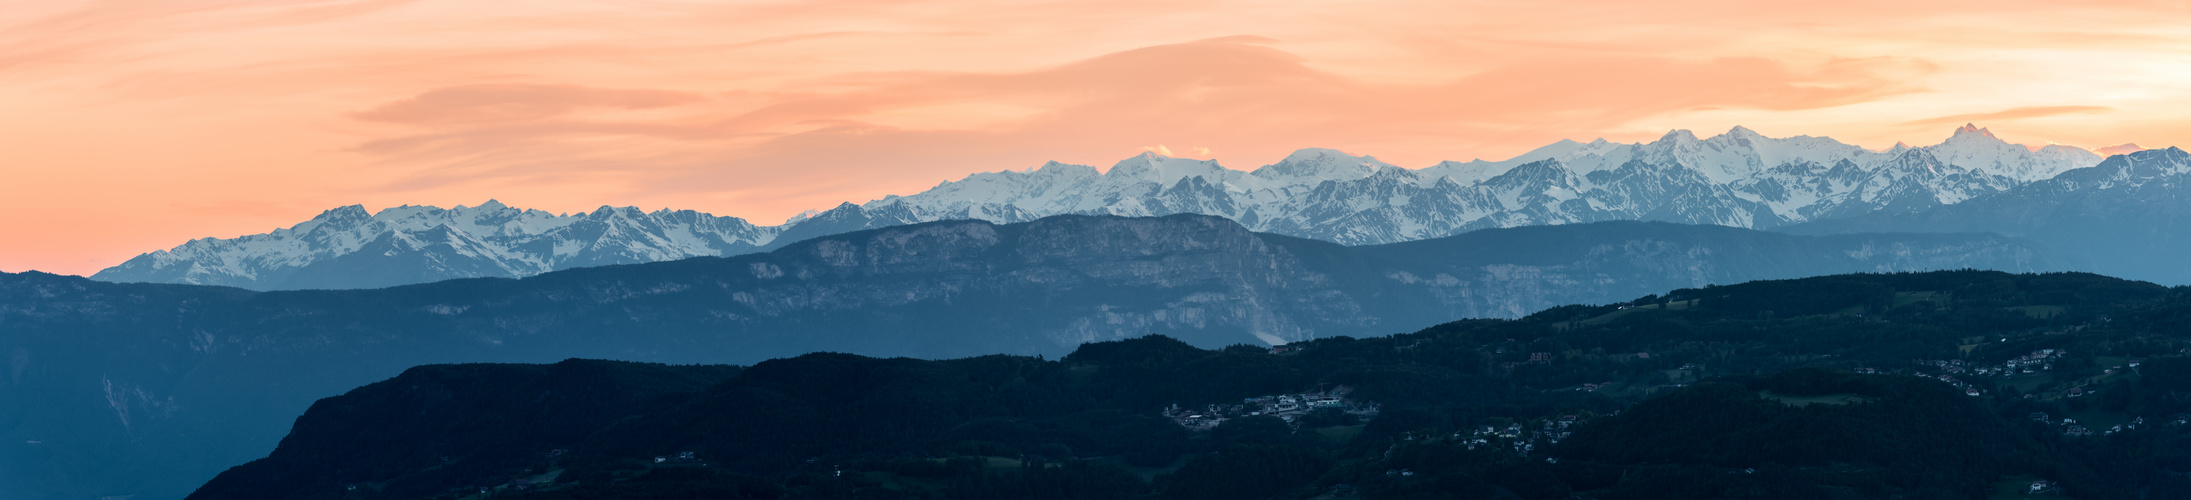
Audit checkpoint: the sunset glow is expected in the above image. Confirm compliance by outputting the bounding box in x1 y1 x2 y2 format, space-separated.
6 0 2191 275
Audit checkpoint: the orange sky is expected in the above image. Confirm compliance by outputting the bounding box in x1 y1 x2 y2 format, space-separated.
5 0 2191 276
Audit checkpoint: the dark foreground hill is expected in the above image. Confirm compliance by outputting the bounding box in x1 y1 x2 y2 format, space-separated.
194 271 2191 500
0 215 2080 500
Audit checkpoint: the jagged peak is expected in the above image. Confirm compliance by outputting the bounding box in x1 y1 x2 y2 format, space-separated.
312 204 372 221
1951 123 1999 141
1106 151 1167 173
1724 125 1763 138
1659 129 1700 143
1888 145 1940 160
584 205 653 220
1489 158 1575 179
783 209 824 225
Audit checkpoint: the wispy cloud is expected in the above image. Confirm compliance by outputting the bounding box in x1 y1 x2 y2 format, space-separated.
352 84 707 124
347 36 1930 207
1898 106 2115 128
5 0 2191 276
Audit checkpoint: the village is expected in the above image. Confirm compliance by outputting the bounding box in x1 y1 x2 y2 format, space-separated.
1904 348 2186 442
1161 385 1382 431
1903 348 2064 379
1453 413 1590 456
1893 348 2080 398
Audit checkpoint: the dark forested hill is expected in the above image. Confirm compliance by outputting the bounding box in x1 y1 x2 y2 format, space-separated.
0 215 2082 500
192 271 2191 500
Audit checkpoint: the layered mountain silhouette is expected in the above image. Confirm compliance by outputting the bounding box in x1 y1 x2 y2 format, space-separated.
4 215 2079 500
1787 147 2191 284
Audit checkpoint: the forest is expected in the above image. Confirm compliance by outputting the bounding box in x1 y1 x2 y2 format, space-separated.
189 271 2191 500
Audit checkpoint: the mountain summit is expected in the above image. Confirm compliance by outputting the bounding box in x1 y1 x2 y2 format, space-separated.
1954 122 1995 138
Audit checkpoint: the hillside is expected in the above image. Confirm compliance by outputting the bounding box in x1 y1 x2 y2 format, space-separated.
0 216 2085 500
190 271 2191 499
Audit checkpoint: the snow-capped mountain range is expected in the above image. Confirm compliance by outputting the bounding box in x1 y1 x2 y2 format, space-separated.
778 123 2098 245
95 124 2110 290
94 202 777 290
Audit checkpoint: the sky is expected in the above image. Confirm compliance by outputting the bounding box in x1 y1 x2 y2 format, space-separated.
4 0 2190 276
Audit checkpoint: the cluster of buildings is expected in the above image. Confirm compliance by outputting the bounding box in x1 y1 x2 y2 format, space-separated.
1455 414 1588 456
1905 370 1984 397
1495 352 1560 374
1986 348 2065 376
1161 386 1380 430
1991 348 2067 375
1897 348 2086 397
2030 412 2153 437
1905 348 2066 380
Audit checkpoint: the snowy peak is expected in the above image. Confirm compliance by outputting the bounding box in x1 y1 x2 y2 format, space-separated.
1954 122 1997 140
783 208 824 225
1945 123 2004 143
1251 148 1392 183
313 204 372 223
1926 123 2099 181
93 202 779 290
1105 152 1238 187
